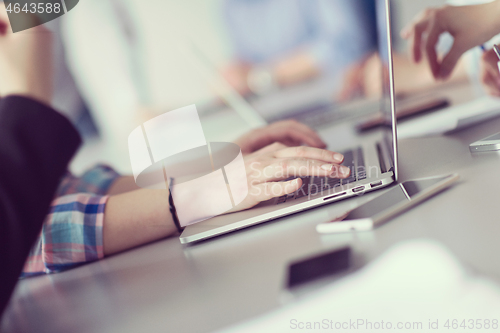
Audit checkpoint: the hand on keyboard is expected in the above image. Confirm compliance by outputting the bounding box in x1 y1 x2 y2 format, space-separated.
277 147 367 204
226 143 350 213
233 119 326 155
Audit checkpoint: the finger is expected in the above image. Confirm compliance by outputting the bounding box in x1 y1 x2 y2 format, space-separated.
337 64 364 102
482 71 500 96
279 138 302 147
274 146 344 164
485 86 500 97
485 66 500 91
483 80 500 97
258 158 350 182
251 178 302 202
410 20 430 63
438 43 464 79
265 125 320 148
424 21 443 78
400 25 411 39
401 7 429 40
253 142 288 155
482 50 500 80
239 120 326 154
279 120 327 148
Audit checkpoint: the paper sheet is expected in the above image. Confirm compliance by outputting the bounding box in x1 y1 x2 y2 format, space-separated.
221 239 500 333
398 96 500 139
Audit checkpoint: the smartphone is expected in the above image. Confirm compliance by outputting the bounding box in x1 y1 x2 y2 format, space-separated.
316 174 459 234
356 97 449 131
287 247 351 288
469 132 500 153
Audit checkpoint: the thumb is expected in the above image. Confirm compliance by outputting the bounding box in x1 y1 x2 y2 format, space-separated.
438 44 465 79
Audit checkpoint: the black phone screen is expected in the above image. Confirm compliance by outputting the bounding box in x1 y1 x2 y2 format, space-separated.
287 247 350 288
344 176 449 221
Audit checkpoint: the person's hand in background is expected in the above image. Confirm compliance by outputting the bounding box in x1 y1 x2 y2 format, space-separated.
337 52 383 102
481 48 500 97
221 61 252 96
401 1 500 80
0 4 53 105
234 119 327 155
223 52 320 96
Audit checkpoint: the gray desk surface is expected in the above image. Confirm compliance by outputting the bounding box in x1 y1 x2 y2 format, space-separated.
3 83 500 333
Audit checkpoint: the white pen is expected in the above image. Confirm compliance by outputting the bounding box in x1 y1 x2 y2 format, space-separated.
493 44 500 73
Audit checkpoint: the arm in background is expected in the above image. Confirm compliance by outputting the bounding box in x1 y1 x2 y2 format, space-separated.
402 1 500 79
0 7 81 316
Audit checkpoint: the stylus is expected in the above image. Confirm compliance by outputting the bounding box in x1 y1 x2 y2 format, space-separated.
316 219 373 233
493 44 500 73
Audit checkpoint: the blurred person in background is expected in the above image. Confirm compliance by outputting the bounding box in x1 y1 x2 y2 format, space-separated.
0 7 81 316
221 0 378 97
0 2 354 278
60 0 379 173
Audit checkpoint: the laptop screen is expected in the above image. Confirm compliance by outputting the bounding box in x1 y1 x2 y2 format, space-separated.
376 0 398 180
188 0 398 180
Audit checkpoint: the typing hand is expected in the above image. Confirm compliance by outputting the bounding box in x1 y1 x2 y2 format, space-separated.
234 120 327 155
227 143 350 213
0 3 53 105
401 2 500 80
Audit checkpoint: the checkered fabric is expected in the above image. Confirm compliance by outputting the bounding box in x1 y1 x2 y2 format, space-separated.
21 165 120 277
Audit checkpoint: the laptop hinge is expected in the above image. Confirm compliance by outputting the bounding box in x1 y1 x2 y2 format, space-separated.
376 142 388 174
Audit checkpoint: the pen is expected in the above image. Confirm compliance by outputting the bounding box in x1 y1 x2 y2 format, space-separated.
493 44 500 60
492 44 500 75
482 44 500 74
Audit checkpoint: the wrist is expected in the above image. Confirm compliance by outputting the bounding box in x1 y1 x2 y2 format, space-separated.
2 83 52 107
0 75 52 105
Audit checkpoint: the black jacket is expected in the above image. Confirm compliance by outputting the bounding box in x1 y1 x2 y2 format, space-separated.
0 96 81 317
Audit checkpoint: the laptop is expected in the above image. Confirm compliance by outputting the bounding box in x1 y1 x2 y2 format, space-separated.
180 0 397 244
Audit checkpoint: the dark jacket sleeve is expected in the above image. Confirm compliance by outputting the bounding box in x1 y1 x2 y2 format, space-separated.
0 96 81 316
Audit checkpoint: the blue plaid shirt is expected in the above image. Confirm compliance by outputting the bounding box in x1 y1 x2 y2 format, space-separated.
22 165 121 277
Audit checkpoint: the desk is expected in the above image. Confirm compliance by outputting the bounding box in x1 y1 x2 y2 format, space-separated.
2 83 500 333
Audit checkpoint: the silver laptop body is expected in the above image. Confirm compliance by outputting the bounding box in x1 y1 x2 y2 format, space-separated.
180 0 397 244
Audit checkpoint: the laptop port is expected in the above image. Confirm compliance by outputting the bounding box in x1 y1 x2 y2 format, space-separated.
324 192 346 201
370 181 383 188
352 186 365 193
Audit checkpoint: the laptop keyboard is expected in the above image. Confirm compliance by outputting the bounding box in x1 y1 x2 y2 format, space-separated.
276 146 366 204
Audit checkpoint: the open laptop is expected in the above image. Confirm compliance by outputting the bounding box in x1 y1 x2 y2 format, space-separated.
180 0 397 244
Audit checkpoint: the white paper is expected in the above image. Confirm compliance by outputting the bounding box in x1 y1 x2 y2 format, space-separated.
398 96 500 139
220 239 500 333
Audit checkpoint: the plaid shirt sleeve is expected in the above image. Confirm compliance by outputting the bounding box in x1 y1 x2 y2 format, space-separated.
22 165 121 277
